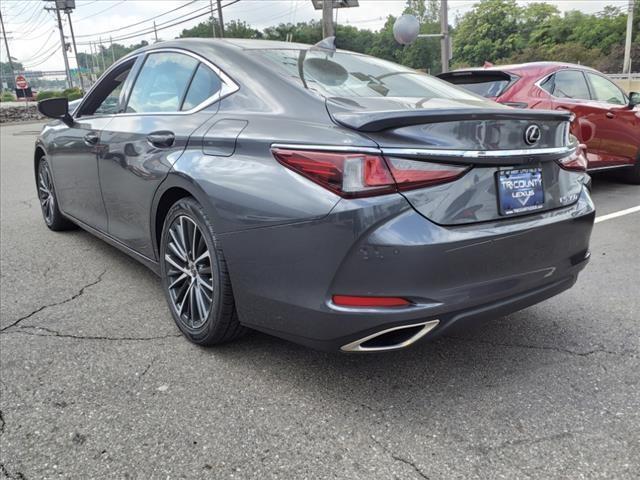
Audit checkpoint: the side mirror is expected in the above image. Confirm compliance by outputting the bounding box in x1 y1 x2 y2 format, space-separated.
38 97 74 127
629 92 640 108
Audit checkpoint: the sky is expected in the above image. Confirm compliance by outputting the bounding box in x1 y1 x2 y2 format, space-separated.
0 0 632 73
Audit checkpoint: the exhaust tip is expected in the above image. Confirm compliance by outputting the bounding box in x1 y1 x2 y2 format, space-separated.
341 320 440 352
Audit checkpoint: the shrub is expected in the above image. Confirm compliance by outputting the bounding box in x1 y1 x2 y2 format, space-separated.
36 88 84 102
0 91 15 102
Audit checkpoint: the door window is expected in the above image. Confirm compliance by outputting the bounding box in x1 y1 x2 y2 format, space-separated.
181 63 222 111
126 52 198 113
551 70 590 100
586 73 626 105
78 60 135 117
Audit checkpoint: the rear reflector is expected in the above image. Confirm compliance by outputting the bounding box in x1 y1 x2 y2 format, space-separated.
557 149 588 172
332 295 411 307
272 148 469 198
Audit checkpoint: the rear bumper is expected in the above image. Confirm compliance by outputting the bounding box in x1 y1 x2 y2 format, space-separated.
220 187 595 352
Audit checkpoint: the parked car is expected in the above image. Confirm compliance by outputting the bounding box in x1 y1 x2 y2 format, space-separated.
438 62 640 182
35 40 594 352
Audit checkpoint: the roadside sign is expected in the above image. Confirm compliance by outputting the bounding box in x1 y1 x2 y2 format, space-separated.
15 75 29 90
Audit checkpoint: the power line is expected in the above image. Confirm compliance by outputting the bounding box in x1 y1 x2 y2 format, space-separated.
74 0 199 38
76 0 240 46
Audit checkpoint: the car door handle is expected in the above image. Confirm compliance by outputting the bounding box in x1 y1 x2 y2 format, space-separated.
84 132 99 145
606 112 615 119
147 131 175 148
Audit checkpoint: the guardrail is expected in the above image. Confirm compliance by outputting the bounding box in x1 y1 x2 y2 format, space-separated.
608 73 640 80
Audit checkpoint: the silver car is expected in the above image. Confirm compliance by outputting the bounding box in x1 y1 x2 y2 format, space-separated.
35 39 594 352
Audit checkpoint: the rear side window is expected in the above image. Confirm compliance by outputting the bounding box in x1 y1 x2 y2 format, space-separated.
127 52 198 113
586 73 626 105
549 70 590 100
440 72 514 98
181 63 222 111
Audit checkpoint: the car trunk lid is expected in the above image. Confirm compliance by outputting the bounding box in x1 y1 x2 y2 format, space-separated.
326 97 582 226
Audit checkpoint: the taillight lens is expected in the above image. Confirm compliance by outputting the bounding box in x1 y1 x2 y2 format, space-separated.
272 148 469 198
385 157 470 190
272 149 395 197
557 149 588 172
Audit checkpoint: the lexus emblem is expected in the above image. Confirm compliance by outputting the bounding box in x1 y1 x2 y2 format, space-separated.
524 124 541 146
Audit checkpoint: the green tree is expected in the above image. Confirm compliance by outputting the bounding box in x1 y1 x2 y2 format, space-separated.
453 0 523 66
1 60 24 89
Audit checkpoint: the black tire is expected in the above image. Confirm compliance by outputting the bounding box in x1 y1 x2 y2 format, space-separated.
36 157 76 231
622 154 640 184
159 197 247 346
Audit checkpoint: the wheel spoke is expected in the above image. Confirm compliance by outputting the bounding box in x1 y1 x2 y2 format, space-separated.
188 281 197 325
195 285 208 320
178 280 194 315
164 254 190 276
197 276 213 292
168 229 188 261
194 250 210 265
168 272 188 290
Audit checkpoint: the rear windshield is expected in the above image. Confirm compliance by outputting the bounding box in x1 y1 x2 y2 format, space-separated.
251 48 480 101
440 72 515 98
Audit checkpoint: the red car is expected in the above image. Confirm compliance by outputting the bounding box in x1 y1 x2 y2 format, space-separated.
439 62 640 182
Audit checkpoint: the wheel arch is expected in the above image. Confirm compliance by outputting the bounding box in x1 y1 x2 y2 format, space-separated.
34 144 47 180
150 173 221 261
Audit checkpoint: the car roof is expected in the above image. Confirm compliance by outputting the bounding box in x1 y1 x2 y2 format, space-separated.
448 61 598 77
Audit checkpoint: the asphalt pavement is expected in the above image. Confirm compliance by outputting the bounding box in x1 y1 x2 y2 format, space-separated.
1 122 639 479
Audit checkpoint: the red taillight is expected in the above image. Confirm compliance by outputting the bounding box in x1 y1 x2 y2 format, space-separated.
332 295 411 307
272 149 395 198
557 149 588 172
385 157 470 190
272 148 468 197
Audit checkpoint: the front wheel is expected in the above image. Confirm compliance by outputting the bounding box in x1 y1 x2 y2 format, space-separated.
159 197 246 346
37 157 76 231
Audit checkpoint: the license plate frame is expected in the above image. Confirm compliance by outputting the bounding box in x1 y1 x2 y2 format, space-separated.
496 168 544 216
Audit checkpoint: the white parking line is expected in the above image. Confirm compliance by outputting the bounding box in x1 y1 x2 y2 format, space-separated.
595 205 640 224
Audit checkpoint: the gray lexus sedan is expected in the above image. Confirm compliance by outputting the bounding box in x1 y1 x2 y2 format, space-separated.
35 39 594 352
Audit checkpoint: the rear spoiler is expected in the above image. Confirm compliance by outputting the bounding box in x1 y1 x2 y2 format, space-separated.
332 108 571 133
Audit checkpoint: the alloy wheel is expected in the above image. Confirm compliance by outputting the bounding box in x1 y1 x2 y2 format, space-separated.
164 215 214 330
38 163 55 225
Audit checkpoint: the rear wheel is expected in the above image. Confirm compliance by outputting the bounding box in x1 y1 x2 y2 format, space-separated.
37 157 76 231
160 197 246 345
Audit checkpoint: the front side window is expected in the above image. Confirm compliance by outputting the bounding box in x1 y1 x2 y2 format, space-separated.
551 70 590 100
586 73 626 105
181 63 222 111
127 52 198 113
253 49 482 102
79 61 134 117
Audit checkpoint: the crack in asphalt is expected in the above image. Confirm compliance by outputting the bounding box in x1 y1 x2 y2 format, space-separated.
478 432 574 455
444 336 636 358
370 435 431 479
0 270 107 332
0 410 4 434
6 325 181 342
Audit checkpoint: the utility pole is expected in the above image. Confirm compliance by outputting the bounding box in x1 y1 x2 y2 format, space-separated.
153 21 159 42
623 0 635 76
0 9 16 89
209 0 217 37
440 0 450 73
66 9 84 91
98 38 105 72
322 0 334 38
110 36 115 64
45 1 73 88
216 0 225 37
